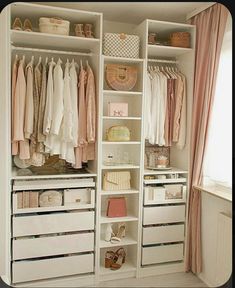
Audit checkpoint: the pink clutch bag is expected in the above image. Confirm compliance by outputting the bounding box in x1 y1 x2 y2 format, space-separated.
106 197 127 217
108 102 128 117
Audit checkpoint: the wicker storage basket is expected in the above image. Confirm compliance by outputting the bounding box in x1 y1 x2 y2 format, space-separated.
170 32 190 48
39 17 70 36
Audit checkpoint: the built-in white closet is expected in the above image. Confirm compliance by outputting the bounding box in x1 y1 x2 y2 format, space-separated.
0 2 195 286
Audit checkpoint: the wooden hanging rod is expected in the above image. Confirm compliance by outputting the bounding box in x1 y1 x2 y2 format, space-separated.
11 45 93 57
148 58 178 64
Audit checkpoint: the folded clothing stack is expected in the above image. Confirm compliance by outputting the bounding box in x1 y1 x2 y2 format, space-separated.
17 191 39 208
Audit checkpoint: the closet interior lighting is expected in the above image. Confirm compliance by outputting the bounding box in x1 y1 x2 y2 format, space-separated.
148 58 178 64
11 45 93 57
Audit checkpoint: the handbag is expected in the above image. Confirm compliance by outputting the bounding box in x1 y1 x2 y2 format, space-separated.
105 64 137 91
39 190 63 207
103 171 131 191
106 197 127 217
106 126 130 141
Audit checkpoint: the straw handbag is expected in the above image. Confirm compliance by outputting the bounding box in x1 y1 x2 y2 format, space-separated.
103 171 131 191
105 64 137 91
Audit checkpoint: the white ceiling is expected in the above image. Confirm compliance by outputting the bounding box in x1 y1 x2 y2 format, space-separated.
38 2 212 24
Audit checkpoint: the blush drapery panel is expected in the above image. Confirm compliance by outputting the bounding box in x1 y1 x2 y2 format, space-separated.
185 3 228 274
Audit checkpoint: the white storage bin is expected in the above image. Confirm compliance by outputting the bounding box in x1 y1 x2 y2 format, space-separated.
142 243 184 265
39 17 70 36
64 188 95 208
142 224 185 245
12 253 94 283
13 211 94 237
103 33 140 58
13 232 94 260
144 185 186 205
143 205 185 225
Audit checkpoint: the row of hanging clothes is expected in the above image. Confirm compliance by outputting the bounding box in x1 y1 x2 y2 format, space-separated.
144 62 187 149
11 54 96 169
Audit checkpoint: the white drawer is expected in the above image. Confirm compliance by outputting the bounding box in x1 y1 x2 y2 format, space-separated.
143 224 185 245
142 243 184 265
143 205 185 225
13 232 94 260
12 253 94 283
13 211 94 237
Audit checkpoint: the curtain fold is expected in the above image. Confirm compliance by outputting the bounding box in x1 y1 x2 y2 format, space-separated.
185 3 228 274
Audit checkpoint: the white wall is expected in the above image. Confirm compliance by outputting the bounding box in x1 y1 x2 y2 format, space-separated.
199 192 232 287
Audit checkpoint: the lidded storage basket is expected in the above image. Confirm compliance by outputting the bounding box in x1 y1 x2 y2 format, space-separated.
103 33 140 58
170 32 190 48
39 17 70 36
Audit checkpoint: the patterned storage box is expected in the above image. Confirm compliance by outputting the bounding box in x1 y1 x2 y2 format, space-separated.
103 33 140 58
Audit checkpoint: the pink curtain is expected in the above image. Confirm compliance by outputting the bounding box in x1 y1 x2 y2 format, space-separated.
185 3 228 274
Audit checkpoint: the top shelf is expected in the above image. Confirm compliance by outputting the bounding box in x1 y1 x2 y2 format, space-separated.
11 30 100 53
148 44 193 58
144 167 188 175
103 55 144 64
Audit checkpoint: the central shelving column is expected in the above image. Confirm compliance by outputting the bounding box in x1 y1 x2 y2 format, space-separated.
97 55 145 280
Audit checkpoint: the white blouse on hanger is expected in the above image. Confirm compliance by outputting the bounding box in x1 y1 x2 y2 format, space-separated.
60 61 75 164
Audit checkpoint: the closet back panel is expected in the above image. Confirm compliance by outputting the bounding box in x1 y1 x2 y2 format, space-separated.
13 211 95 237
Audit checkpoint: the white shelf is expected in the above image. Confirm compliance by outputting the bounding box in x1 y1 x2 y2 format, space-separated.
11 167 97 180
11 30 100 53
13 204 94 215
102 165 140 170
144 167 188 175
100 189 139 195
144 178 187 185
100 237 137 248
148 44 193 57
103 116 141 120
102 141 141 145
103 55 143 63
103 90 143 96
12 178 95 191
99 261 136 275
100 214 138 224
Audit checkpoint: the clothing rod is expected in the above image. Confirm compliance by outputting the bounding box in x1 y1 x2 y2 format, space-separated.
11 45 93 57
148 58 178 64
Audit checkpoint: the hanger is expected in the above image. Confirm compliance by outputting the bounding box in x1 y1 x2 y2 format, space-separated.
86 59 89 67
45 57 48 65
80 59 83 69
22 54 25 63
15 54 18 61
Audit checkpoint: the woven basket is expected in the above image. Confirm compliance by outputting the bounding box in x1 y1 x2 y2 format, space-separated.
170 32 190 48
105 64 137 91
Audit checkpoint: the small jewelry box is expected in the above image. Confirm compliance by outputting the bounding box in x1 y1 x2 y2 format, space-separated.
108 102 128 117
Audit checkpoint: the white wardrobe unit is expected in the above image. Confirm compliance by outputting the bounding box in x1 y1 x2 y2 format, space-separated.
0 2 195 286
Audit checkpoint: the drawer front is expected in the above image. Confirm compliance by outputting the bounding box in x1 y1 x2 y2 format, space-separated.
13 232 94 260
12 253 94 283
143 205 185 225
143 224 185 245
13 211 94 237
142 243 184 265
